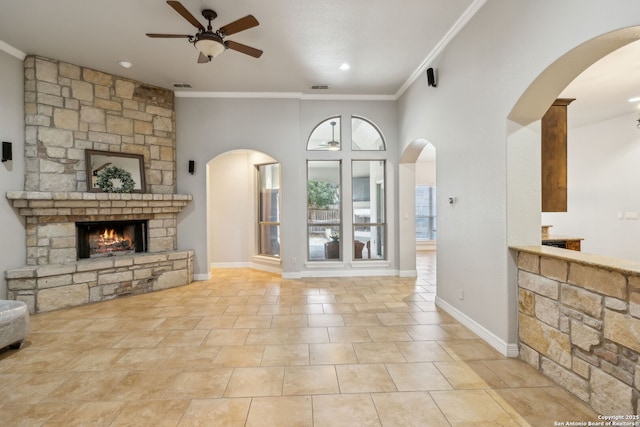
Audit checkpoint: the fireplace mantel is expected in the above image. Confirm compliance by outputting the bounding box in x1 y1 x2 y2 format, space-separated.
6 191 192 217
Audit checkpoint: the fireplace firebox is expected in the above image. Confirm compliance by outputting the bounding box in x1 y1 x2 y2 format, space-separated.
76 220 147 259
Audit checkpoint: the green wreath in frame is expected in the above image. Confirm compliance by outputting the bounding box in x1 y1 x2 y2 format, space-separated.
95 166 136 193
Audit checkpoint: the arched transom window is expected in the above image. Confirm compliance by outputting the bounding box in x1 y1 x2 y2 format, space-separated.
351 116 385 151
307 117 341 151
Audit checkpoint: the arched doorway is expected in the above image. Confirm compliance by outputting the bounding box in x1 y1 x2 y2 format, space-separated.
206 149 281 274
507 28 640 249
398 138 436 277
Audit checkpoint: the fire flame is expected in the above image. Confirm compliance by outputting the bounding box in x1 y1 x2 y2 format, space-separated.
99 228 122 245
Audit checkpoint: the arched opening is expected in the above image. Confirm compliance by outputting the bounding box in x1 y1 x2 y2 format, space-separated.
507 27 640 251
398 138 436 277
206 149 281 274
505 27 640 411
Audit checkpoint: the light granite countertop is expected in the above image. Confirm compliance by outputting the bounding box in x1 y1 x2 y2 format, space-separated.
510 245 640 276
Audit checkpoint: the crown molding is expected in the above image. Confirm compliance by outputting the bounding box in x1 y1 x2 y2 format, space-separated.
394 0 487 99
174 91 395 101
0 40 27 61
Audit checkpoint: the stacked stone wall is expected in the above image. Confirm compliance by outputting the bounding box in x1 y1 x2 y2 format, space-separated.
516 249 639 415
24 55 175 193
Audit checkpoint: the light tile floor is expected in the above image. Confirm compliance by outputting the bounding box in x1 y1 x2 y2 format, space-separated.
0 252 600 426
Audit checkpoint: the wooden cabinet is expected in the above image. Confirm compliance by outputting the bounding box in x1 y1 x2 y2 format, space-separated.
565 240 581 251
541 237 582 251
541 225 582 251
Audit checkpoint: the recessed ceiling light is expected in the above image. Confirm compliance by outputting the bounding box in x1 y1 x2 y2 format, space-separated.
628 96 640 103
118 60 133 69
339 63 350 71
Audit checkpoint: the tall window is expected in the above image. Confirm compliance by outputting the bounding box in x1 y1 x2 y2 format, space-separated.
416 185 437 240
352 160 386 260
306 115 386 262
257 163 280 257
307 160 341 260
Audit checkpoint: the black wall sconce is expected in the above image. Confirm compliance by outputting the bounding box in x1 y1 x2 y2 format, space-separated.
188 160 195 174
2 141 12 162
427 67 437 87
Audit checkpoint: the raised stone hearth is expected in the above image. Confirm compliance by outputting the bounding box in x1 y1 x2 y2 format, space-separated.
7 250 193 314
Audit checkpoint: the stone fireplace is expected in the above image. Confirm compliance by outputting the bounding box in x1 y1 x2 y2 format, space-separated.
5 55 194 313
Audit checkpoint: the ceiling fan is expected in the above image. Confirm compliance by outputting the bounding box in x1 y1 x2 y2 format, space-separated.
319 121 340 150
146 0 263 63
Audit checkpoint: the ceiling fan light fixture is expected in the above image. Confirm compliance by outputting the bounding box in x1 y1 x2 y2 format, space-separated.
146 3 262 60
327 120 340 150
195 34 225 59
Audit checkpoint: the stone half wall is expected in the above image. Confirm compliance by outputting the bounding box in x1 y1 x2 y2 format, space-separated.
514 246 640 415
24 55 176 193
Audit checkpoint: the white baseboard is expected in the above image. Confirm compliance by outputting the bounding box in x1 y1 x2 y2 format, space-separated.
193 273 211 281
281 270 401 280
210 261 282 275
249 262 282 275
435 296 519 358
399 270 417 278
299 269 398 278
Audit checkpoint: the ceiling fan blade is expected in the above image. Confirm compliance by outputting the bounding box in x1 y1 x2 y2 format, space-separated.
226 40 263 58
167 0 205 31
219 15 259 36
146 33 192 38
198 51 211 63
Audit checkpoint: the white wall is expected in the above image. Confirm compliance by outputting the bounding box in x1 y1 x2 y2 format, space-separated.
0 50 25 299
175 97 398 278
176 97 301 277
416 157 436 186
397 0 640 350
543 112 640 260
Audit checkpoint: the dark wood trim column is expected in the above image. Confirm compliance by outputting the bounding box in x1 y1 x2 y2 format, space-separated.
541 98 575 212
